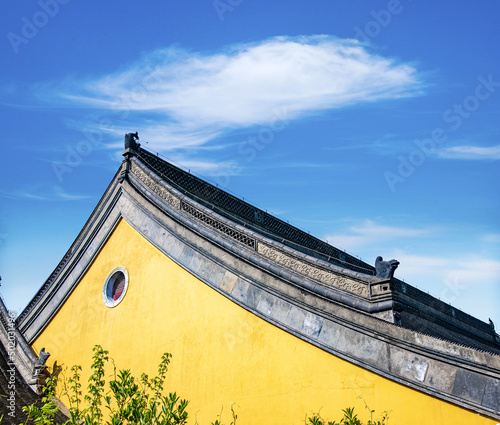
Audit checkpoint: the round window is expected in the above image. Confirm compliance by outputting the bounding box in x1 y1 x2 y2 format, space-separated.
103 267 129 307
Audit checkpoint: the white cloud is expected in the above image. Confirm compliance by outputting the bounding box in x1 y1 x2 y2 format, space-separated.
443 258 500 283
324 219 433 251
0 185 89 201
57 35 422 150
481 233 500 243
102 124 223 152
387 251 449 275
324 234 370 252
324 219 500 323
351 220 431 238
438 144 500 160
156 155 239 175
385 250 499 283
381 249 500 324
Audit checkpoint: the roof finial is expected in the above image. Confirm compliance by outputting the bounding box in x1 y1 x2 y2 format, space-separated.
375 256 400 279
124 132 140 152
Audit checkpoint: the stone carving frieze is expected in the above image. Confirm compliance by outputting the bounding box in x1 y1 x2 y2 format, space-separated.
130 160 367 297
130 162 181 209
258 243 368 297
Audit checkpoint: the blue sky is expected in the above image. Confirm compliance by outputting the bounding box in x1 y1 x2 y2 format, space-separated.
1 0 499 328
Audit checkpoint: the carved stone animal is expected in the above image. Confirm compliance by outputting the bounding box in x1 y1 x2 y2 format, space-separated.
124 132 140 151
375 256 400 279
35 347 50 367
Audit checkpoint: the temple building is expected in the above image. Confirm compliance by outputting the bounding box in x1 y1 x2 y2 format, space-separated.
2 133 500 424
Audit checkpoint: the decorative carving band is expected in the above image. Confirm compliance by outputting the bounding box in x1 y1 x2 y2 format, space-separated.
131 160 365 297
131 162 181 209
181 202 256 249
257 243 368 297
131 160 256 249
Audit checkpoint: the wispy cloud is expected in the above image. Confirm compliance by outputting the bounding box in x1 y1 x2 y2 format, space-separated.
46 35 422 151
324 219 434 252
392 249 500 289
339 242 499 324
386 251 450 275
481 233 500 243
438 144 500 160
0 185 89 201
101 124 223 152
386 249 500 308
442 258 500 283
152 154 239 175
322 219 500 322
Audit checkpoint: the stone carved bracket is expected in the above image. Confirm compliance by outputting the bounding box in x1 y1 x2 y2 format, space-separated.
257 243 369 297
369 280 393 298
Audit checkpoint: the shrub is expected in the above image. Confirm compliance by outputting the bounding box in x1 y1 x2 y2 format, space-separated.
20 345 190 425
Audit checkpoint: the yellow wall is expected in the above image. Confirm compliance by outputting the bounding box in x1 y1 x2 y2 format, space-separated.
33 219 497 425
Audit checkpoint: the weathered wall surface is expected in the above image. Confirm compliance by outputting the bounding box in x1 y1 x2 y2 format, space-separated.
31 219 498 425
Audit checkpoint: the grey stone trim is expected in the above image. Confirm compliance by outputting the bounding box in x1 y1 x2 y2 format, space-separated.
18 182 123 342
0 295 37 391
257 242 370 297
396 292 498 346
483 378 500 410
452 369 488 404
17 164 127 328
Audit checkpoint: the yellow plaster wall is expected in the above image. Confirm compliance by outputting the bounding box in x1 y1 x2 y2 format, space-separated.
32 219 497 424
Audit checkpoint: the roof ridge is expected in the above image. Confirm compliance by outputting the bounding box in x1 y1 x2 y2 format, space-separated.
136 147 376 275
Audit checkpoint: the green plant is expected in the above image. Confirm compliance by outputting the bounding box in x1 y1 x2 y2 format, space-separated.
66 365 82 422
307 406 389 425
65 345 189 425
207 404 238 425
83 345 109 424
21 375 60 425
19 346 191 425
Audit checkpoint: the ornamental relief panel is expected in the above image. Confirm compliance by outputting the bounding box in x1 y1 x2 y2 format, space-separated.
130 162 181 209
130 161 367 297
258 243 368 297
